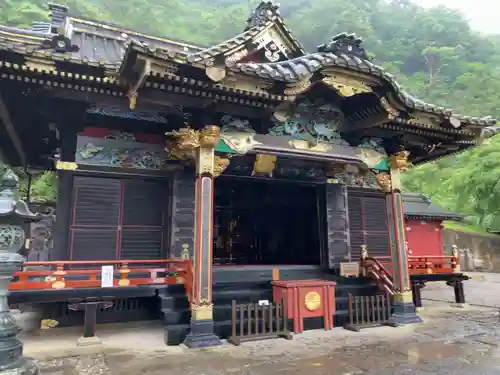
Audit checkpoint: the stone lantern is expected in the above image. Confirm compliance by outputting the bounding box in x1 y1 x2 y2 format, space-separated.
0 171 40 375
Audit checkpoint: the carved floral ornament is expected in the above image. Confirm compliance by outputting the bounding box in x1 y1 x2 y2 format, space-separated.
282 75 372 98
321 76 372 97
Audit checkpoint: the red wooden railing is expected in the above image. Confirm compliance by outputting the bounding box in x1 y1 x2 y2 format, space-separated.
371 255 460 276
408 255 460 275
362 257 395 295
9 259 194 304
361 253 461 295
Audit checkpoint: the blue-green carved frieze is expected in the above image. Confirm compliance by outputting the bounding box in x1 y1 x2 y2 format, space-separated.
327 167 379 189
220 115 256 134
212 102 390 181
269 101 349 146
86 104 169 124
75 133 165 169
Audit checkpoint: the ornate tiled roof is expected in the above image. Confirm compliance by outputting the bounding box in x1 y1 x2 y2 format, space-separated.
232 36 496 126
186 24 268 65
187 1 305 66
245 1 305 54
68 29 125 67
0 3 204 68
0 3 496 129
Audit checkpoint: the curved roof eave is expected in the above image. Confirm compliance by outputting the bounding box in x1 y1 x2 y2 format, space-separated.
232 51 496 127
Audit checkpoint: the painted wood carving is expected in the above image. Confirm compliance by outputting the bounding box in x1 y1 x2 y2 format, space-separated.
269 101 349 146
75 133 165 169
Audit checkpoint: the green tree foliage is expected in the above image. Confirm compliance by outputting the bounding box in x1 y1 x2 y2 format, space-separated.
3 0 500 228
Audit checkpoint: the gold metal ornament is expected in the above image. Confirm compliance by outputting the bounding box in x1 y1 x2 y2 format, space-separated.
166 127 200 155
55 161 78 171
375 172 392 192
191 300 214 320
199 125 221 148
389 150 412 172
197 147 215 175
166 125 221 162
252 154 277 177
304 291 321 311
128 91 138 110
213 156 230 177
322 76 371 97
181 243 190 259
173 127 200 150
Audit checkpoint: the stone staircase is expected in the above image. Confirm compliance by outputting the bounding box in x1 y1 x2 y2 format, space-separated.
160 266 382 345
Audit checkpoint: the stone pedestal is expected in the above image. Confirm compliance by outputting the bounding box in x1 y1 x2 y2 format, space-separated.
0 253 39 375
390 291 423 325
183 318 221 348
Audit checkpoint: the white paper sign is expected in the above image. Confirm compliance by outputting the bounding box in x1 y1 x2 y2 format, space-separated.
258 300 270 306
101 266 114 288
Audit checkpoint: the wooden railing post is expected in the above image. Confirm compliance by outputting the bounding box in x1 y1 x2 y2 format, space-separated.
451 245 460 273
118 262 130 286
272 268 280 281
51 263 66 289
360 245 368 276
424 260 433 274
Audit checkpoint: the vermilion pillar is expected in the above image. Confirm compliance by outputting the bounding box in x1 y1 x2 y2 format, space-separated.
386 151 422 325
183 125 222 348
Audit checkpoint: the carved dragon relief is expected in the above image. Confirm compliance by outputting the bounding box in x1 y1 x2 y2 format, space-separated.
163 104 396 187
328 164 380 189
166 125 221 161
269 101 349 146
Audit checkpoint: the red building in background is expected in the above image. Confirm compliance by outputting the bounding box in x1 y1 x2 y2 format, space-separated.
403 193 462 258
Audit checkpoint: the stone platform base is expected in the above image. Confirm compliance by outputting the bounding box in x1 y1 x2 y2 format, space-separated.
77 336 102 346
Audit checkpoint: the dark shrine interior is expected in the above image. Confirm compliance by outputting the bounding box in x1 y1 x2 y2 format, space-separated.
213 176 321 266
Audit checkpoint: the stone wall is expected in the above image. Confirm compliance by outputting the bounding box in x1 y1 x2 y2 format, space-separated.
442 228 500 272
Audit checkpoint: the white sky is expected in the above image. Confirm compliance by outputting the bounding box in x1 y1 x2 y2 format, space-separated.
416 0 499 34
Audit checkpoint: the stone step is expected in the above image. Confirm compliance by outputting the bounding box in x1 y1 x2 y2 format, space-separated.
164 305 392 346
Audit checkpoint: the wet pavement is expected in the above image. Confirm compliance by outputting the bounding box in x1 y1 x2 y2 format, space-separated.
31 299 500 374
424 272 500 308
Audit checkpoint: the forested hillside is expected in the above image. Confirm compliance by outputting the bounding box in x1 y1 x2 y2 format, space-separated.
3 0 500 230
